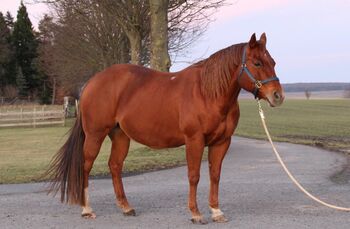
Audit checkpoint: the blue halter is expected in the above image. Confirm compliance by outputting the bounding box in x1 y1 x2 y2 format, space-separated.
238 46 279 98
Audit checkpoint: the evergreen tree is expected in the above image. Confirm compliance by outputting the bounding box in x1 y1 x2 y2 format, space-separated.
38 15 55 104
16 66 28 96
0 12 8 85
0 12 13 87
5 12 14 32
0 11 17 87
4 11 17 86
12 2 39 93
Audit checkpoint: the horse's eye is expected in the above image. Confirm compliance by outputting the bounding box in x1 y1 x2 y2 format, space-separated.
254 61 262 68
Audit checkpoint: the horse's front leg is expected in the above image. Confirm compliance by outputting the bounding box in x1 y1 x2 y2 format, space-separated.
185 135 207 224
208 138 231 223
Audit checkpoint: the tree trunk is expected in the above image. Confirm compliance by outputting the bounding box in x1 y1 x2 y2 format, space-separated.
149 0 171 72
120 36 131 64
128 31 142 65
51 77 56 105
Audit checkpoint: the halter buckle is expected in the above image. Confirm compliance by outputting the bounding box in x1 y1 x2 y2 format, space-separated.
241 63 247 68
255 80 262 89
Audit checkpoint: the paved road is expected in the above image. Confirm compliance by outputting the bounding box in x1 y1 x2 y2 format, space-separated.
1 137 350 229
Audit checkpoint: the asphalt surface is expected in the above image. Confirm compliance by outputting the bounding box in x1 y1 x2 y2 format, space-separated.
1 137 350 229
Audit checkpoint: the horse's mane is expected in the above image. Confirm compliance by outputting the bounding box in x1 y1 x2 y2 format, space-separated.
195 43 246 98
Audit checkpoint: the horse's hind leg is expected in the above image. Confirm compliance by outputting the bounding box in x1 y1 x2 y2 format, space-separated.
81 132 107 219
108 127 135 216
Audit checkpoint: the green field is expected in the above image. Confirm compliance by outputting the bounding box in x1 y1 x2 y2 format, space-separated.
236 99 350 153
0 122 189 184
0 99 349 184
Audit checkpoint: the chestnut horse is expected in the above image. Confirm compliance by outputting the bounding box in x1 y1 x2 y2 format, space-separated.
47 33 284 224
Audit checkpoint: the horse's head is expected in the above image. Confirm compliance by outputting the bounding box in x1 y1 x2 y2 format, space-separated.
238 33 284 107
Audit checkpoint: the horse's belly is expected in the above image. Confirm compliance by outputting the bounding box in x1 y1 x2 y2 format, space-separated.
119 118 185 149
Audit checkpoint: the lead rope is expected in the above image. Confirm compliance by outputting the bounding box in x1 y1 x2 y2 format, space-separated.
256 99 350 211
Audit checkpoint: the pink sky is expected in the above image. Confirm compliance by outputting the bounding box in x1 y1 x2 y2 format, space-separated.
218 0 293 21
173 0 350 83
0 0 307 30
1 0 349 83
0 0 48 29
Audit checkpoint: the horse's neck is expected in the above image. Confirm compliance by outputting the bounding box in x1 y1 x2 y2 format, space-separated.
230 66 242 95
215 67 242 110
191 59 242 113
223 45 244 104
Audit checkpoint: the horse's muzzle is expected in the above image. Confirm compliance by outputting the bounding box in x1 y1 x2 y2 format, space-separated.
267 90 284 107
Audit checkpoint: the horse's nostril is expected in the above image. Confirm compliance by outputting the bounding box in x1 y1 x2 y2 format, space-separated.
273 91 281 100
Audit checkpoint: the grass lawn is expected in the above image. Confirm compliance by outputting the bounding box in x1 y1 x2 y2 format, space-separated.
0 121 190 184
0 99 349 184
236 99 350 153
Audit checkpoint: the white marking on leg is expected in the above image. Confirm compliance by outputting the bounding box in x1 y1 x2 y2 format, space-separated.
82 188 93 215
192 215 202 220
210 207 224 218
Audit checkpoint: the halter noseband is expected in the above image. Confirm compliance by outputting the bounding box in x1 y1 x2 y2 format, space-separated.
238 46 279 98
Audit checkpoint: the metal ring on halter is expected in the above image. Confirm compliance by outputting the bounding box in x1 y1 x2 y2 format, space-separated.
255 80 262 89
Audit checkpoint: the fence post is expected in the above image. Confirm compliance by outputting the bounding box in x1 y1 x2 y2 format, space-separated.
63 110 66 127
75 99 79 116
33 107 36 128
42 105 45 120
64 96 69 117
0 105 67 128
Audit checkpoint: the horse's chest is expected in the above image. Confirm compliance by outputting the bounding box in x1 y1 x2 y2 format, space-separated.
206 119 236 145
205 107 240 145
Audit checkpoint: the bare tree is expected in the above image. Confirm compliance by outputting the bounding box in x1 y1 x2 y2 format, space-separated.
38 0 226 65
305 89 311 99
344 87 350 98
37 14 56 104
37 0 131 93
167 0 226 60
102 0 150 65
102 0 226 67
149 0 171 71
35 0 227 95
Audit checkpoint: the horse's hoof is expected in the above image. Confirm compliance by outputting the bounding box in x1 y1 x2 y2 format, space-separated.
81 212 96 219
191 216 208 225
212 214 228 223
123 209 136 216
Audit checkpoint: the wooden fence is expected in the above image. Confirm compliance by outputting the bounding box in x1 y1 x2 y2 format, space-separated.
0 106 65 128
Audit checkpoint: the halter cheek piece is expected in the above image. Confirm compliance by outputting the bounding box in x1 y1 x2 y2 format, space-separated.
238 46 279 99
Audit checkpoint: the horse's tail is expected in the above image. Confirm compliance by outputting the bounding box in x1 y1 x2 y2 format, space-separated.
46 114 85 205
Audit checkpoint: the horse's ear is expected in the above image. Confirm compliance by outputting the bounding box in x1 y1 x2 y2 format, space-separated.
260 33 267 46
249 33 257 48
